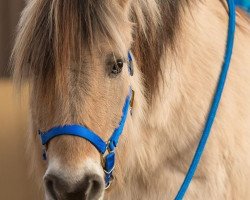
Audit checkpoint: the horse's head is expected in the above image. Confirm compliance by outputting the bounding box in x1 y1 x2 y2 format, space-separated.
11 0 153 199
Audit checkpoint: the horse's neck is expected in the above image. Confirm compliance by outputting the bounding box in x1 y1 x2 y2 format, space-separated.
112 1 250 199
114 1 229 198
135 0 229 181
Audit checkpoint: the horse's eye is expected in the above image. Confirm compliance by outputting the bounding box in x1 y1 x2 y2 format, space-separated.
111 59 124 75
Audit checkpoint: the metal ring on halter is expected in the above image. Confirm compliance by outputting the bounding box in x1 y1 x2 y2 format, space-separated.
104 166 115 175
101 141 114 162
105 178 114 190
101 141 116 189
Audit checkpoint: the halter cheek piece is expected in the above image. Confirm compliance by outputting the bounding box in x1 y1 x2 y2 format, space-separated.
39 51 134 189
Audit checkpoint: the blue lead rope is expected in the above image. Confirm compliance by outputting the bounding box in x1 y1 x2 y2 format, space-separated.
235 0 250 13
174 0 236 199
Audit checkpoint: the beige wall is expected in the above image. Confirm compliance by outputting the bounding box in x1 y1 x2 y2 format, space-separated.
0 1 24 77
0 2 41 199
0 80 40 200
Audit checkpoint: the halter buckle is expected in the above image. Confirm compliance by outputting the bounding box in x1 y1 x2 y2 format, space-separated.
101 141 116 189
104 165 115 190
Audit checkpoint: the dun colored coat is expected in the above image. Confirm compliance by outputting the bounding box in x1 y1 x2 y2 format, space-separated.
12 0 250 199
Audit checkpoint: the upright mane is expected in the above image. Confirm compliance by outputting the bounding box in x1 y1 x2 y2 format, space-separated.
12 0 189 97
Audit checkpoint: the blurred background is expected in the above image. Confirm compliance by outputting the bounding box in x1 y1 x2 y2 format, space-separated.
0 1 40 199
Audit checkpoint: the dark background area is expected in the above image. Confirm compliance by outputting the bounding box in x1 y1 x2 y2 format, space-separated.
0 0 24 77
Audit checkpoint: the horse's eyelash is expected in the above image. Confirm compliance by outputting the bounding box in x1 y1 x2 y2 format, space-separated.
106 54 125 65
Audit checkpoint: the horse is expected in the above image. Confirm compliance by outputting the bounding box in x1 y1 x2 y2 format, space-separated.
11 0 250 199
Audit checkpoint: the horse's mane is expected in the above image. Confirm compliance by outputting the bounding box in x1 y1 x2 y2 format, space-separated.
132 1 189 98
11 0 189 97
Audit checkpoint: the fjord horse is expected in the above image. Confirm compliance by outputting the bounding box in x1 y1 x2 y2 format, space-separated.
12 0 250 199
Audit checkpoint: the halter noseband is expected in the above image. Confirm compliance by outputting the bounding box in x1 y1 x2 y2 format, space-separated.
39 52 134 188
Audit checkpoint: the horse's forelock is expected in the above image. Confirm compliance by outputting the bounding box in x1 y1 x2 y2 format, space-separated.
131 0 191 100
12 0 191 97
12 0 131 92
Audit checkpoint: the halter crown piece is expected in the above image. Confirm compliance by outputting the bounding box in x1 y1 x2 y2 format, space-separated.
39 51 134 189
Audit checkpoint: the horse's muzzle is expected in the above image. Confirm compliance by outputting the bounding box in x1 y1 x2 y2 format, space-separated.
44 173 104 200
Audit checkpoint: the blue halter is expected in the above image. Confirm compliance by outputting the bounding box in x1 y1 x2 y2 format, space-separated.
39 52 134 188
39 0 236 197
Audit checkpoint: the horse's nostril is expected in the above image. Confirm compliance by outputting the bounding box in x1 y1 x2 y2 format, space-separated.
44 173 104 200
85 175 103 199
44 175 61 200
